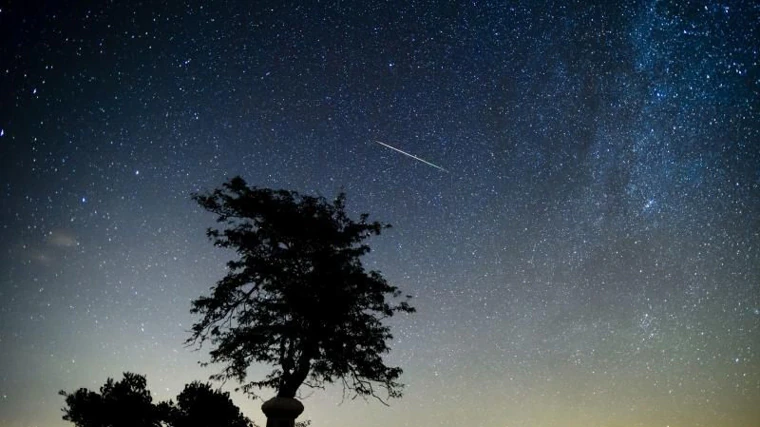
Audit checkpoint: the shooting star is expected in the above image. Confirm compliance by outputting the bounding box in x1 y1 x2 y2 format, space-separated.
373 140 449 173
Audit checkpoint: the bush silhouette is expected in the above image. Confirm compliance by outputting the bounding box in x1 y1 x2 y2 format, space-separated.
60 373 254 427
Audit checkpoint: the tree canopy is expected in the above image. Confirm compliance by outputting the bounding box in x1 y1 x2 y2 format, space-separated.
163 381 253 427
188 176 415 401
60 372 161 427
60 373 254 427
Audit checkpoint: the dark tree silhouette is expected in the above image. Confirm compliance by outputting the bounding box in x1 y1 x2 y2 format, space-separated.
188 177 415 402
60 373 255 427
163 381 253 427
59 372 162 427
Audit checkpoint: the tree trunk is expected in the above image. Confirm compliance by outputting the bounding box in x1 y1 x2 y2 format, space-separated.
277 366 309 398
278 342 314 398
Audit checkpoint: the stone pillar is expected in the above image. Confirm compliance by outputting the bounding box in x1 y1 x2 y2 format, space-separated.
261 396 304 427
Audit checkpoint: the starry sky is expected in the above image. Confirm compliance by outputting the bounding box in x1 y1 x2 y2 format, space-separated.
1 1 759 426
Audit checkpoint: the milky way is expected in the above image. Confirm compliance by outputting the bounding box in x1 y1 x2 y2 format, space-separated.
1 2 758 426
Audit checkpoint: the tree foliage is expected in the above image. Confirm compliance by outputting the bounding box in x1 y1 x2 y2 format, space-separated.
188 177 415 401
60 373 254 427
163 381 253 427
60 373 163 427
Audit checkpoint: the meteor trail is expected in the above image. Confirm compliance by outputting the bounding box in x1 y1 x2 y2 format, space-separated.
373 140 449 173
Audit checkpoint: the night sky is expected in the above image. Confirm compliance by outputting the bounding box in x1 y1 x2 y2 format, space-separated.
1 1 759 426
